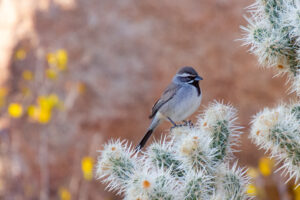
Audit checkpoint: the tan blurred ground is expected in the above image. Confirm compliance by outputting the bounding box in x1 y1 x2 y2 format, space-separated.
0 0 293 199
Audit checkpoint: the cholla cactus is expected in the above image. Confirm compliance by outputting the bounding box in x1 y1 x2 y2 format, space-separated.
250 104 300 182
96 102 251 199
243 0 300 183
242 0 300 77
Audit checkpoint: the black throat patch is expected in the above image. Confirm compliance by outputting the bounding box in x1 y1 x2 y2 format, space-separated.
190 81 201 96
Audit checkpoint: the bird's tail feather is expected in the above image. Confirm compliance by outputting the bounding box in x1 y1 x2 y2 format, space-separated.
135 117 161 151
135 129 153 151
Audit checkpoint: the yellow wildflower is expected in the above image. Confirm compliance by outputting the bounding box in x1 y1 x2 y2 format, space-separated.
294 185 300 200
27 105 51 124
8 103 23 118
48 94 59 107
47 53 57 65
37 97 52 123
56 49 68 71
259 157 274 176
246 184 257 196
28 94 60 124
81 157 94 181
27 105 38 119
15 48 26 60
38 94 59 109
46 68 58 80
38 108 51 124
59 187 71 200
38 96 51 110
22 70 33 81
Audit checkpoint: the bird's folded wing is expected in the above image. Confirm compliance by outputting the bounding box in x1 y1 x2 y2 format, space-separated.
149 83 180 119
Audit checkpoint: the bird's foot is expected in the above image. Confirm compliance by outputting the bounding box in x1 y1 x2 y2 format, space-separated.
170 120 194 131
170 123 183 130
182 120 194 127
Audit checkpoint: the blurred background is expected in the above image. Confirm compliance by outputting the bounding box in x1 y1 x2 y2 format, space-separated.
0 0 298 199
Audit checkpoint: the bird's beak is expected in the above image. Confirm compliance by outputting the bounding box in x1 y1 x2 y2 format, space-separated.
195 76 203 81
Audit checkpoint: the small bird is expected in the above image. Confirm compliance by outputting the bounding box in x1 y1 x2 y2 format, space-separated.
136 66 203 151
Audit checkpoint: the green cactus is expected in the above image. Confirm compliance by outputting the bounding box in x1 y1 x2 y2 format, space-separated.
96 103 250 199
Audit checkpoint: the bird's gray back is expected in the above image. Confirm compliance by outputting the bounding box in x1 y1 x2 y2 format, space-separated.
149 82 180 119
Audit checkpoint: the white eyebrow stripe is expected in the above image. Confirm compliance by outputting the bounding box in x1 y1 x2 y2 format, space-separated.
178 73 195 77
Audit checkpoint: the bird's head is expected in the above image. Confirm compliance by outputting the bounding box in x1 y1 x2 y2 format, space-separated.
173 66 203 85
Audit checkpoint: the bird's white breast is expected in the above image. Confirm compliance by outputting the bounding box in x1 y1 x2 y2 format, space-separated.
161 85 202 122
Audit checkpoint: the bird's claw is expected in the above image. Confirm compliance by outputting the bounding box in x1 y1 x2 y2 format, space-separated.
170 124 182 130
170 120 194 131
171 125 178 130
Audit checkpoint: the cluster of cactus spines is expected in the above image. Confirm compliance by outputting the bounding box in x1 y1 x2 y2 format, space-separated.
242 0 300 78
198 103 241 164
292 75 300 96
214 163 249 200
96 102 251 199
250 104 300 182
243 0 300 183
96 140 137 194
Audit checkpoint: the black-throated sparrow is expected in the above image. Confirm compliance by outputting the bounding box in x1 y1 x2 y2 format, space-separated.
136 66 203 151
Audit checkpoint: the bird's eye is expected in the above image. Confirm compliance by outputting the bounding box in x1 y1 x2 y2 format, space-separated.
179 77 190 82
179 76 194 82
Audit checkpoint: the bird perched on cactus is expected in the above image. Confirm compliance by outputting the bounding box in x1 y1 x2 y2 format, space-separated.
136 66 203 150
